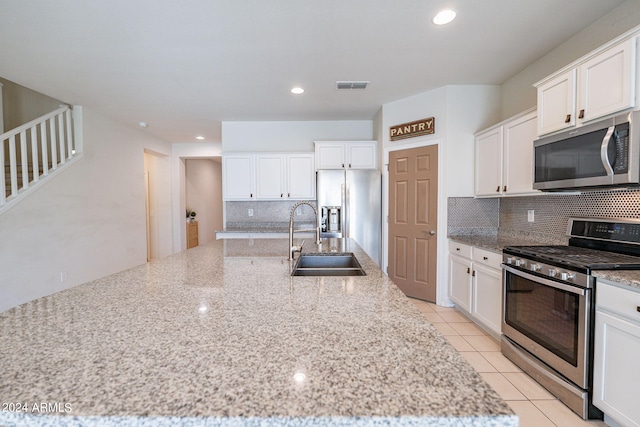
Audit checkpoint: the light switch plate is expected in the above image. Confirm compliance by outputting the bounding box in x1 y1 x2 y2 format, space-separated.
248 209 254 217
527 210 534 223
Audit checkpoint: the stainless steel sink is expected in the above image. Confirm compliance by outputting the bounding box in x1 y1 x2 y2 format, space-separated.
291 253 366 276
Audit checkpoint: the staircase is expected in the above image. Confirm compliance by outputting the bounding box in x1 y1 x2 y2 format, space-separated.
1 105 82 214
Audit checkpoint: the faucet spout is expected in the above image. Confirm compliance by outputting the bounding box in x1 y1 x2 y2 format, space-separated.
288 201 321 260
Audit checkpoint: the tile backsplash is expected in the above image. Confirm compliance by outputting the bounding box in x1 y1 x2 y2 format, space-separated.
449 188 640 240
225 200 317 229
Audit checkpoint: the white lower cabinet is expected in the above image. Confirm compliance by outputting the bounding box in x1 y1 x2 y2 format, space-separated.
593 279 640 427
448 241 503 338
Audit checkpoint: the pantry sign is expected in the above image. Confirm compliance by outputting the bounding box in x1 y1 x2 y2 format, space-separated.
389 117 435 141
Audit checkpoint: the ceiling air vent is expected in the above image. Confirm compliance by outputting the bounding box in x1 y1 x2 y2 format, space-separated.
336 81 369 90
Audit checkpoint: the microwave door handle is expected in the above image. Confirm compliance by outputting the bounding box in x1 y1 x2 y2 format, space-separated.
600 126 616 176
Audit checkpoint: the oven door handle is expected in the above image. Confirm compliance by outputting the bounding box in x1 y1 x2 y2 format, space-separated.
502 265 587 296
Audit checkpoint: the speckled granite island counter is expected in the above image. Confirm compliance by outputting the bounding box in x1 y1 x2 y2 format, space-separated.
0 239 517 427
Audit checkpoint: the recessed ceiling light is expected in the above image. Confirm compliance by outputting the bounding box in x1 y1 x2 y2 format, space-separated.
433 9 456 25
138 121 148 128
196 136 205 140
291 87 304 94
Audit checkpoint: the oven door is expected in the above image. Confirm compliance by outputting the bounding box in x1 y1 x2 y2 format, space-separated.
502 265 591 388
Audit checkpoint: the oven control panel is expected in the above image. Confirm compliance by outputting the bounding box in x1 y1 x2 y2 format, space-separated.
569 218 640 245
503 255 590 288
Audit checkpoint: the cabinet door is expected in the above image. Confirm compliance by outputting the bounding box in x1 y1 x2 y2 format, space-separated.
502 111 538 196
474 126 503 197
347 142 377 169
593 310 640 427
223 155 254 200
578 38 636 123
449 254 473 313
537 69 577 135
287 154 315 199
472 264 503 337
256 155 285 199
316 143 345 169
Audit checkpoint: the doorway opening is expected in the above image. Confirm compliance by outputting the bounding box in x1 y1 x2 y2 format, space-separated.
184 158 223 248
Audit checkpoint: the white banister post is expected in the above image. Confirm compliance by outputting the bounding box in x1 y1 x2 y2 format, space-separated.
65 108 72 159
57 112 65 165
0 82 4 135
8 135 17 196
40 121 49 176
72 106 83 154
50 117 57 170
20 130 28 189
30 126 39 183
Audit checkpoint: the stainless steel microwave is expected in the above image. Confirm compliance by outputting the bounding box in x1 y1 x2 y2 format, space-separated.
533 110 640 191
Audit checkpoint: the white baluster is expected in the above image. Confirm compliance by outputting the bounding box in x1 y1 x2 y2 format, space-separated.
9 135 17 197
31 126 39 184
50 117 57 170
65 109 73 159
20 130 28 190
58 113 65 165
40 121 48 176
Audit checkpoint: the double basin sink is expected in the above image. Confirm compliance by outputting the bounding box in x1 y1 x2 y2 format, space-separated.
291 253 366 276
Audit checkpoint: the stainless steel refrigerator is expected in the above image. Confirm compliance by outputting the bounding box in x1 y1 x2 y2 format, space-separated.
316 169 381 266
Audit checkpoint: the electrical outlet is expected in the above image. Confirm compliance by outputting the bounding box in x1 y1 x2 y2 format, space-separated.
60 271 68 282
248 209 253 217
527 210 534 223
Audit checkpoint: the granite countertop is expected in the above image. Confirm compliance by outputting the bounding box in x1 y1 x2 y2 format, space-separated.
216 222 318 236
447 233 567 253
0 238 516 427
449 234 640 292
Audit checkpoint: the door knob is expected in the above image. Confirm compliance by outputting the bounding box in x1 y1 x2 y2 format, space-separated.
429 230 435 235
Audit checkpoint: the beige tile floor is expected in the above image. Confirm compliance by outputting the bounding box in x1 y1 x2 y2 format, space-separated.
409 298 609 427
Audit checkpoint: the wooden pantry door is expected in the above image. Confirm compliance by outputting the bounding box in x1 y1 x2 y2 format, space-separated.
388 145 438 302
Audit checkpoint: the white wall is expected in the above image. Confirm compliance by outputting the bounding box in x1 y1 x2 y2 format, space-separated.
0 107 173 313
221 120 373 152
185 159 223 246
380 85 501 306
501 1 640 118
144 150 173 259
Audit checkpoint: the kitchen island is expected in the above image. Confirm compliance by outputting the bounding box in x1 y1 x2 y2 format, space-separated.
0 238 517 427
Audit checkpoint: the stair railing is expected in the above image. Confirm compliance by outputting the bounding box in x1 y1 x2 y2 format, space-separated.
1 104 83 213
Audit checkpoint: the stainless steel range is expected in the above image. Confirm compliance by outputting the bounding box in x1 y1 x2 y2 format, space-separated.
501 217 640 420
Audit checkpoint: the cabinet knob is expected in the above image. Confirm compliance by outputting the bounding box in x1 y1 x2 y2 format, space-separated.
578 109 585 119
349 163 352 168
483 256 488 260
565 114 571 123
496 186 500 192
250 193 253 198
342 163 345 168
456 247 460 251
637 306 640 313
503 185 507 192
280 193 283 198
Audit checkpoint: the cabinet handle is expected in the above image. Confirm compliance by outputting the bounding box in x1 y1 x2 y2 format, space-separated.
466 267 470 274
637 306 640 313
342 163 345 168
250 193 253 198
288 193 290 197
496 186 500 192
472 270 476 277
578 109 585 119
280 193 283 198
503 185 507 192
565 114 571 123
483 256 488 260
349 163 352 168
456 247 460 251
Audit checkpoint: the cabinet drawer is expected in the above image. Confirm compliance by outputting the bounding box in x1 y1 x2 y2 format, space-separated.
449 241 472 259
473 247 502 270
597 280 640 323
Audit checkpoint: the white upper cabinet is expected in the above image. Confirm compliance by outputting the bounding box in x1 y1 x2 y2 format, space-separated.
474 125 503 196
315 141 377 169
256 154 285 199
287 154 315 199
223 155 255 200
223 153 315 201
536 37 637 136
475 109 538 197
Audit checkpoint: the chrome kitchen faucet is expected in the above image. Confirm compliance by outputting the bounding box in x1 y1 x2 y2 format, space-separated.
288 201 321 260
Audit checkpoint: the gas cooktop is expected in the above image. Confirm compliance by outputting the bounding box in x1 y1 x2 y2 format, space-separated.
503 245 640 271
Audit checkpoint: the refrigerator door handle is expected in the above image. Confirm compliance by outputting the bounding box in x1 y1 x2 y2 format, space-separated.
341 183 346 237
344 184 350 238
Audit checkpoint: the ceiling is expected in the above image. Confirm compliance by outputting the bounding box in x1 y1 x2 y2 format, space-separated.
0 0 629 144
